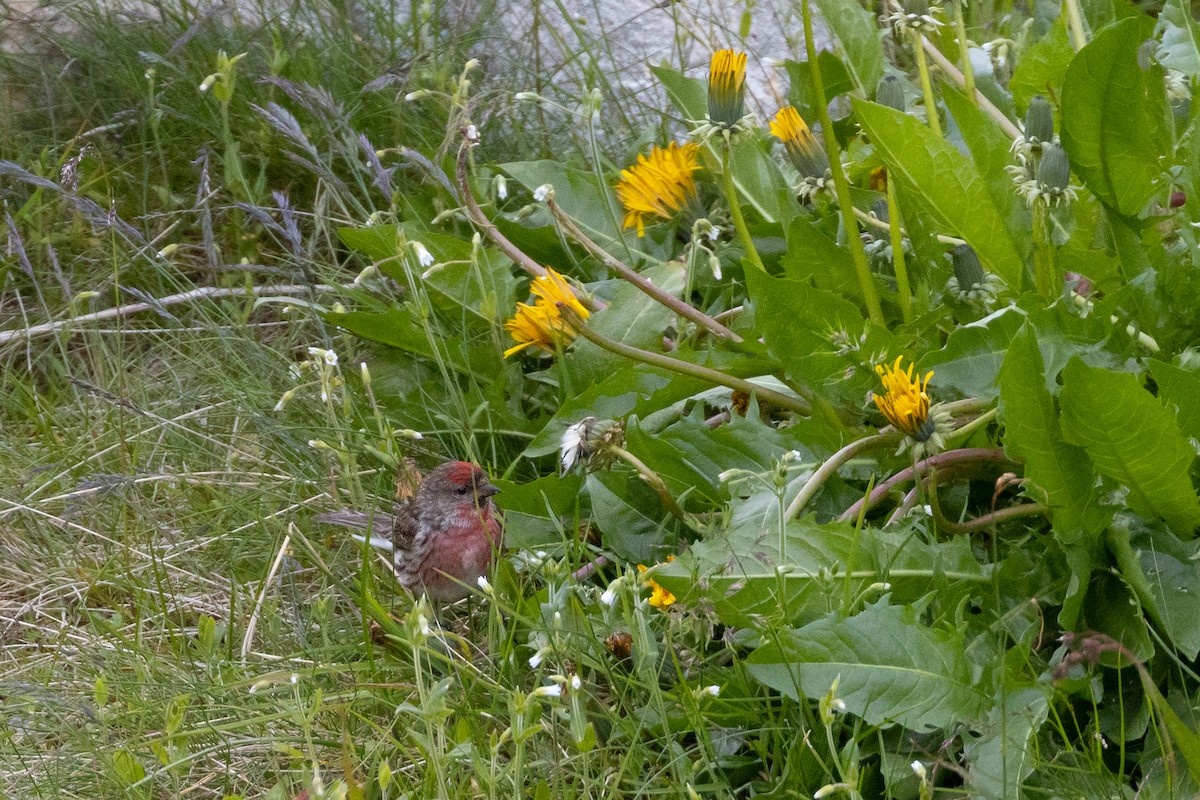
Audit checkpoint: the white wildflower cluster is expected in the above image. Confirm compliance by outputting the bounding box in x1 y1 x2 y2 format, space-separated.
884 0 944 34
275 346 343 411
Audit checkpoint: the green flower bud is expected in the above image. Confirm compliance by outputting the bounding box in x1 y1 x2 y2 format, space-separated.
952 244 985 290
876 75 905 111
1037 143 1071 191
1024 96 1054 143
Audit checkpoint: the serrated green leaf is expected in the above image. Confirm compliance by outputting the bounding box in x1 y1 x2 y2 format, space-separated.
1060 358 1200 536
1149 361 1200 442
746 601 990 732
999 323 1110 532
1010 20 1074 115
780 215 860 296
942 83 1022 237
744 268 866 387
586 472 672 562
1060 16 1169 217
853 99 1026 288
814 0 884 93
1157 0 1200 78
924 307 1026 399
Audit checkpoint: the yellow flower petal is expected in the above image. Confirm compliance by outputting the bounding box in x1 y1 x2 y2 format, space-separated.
614 142 701 237
873 356 935 438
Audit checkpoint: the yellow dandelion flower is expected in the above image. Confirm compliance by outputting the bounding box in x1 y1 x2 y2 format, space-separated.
769 106 829 181
614 142 701 237
708 49 748 129
873 356 934 439
503 267 590 358
637 556 677 609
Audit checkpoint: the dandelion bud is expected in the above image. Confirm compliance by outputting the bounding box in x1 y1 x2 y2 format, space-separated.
952 244 985 290
876 74 905 111
871 197 889 225
1024 96 1054 144
1037 143 1071 192
707 49 748 130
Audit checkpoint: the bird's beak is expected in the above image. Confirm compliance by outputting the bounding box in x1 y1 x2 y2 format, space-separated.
478 482 500 499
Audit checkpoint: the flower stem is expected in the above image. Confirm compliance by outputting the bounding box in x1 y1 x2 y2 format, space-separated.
719 141 765 272
837 447 1012 522
545 196 742 341
610 446 689 521
784 432 902 520
561 305 811 416
927 467 1048 535
952 0 975 103
1032 198 1057 301
913 32 942 137
1064 0 1088 51
801 0 885 325
920 39 1021 139
885 179 913 324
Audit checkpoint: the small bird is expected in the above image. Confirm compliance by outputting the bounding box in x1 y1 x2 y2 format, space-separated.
316 461 503 602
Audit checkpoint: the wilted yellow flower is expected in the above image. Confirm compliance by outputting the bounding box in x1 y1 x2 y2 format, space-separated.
707 49 748 130
873 356 933 438
637 556 676 609
503 267 590 358
615 142 701 237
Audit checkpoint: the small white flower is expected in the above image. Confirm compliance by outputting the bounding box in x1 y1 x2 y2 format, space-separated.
911 760 927 780
359 362 371 385
701 684 721 697
495 174 508 199
274 388 297 412
464 124 479 141
417 614 431 636
157 243 178 258
398 429 424 440
514 91 543 102
476 576 493 594
814 784 851 799
569 674 582 691
531 684 562 698
199 74 217 92
533 184 554 202
290 673 299 684
529 649 546 669
412 242 434 267
405 90 430 101
831 698 846 713
600 587 617 606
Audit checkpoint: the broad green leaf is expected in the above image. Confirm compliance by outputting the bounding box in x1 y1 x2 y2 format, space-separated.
325 307 497 377
1150 361 1200 442
586 472 673 562
1010 20 1074 115
1157 0 1200 78
1121 527 1200 659
746 600 991 732
814 0 884 93
1060 358 1200 536
502 160 624 242
964 686 1051 799
1060 17 1169 217
924 306 1026 399
853 99 1026 288
495 473 583 549
744 268 866 387
780 215 861 297
652 64 705 121
942 83 1022 236
784 54 857 121
999 323 1111 626
998 324 1109 532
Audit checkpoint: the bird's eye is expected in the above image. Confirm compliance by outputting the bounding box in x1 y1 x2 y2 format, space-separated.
456 487 468 495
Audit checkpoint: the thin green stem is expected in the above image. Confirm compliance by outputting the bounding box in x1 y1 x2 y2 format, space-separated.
885 179 913 324
1063 0 1088 51
562 306 810 416
1032 198 1057 301
610 446 689 521
719 141 765 271
952 0 975 103
801 0 884 325
785 432 901 520
912 32 942 137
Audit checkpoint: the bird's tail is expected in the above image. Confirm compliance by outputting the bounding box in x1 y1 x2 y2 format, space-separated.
315 510 397 554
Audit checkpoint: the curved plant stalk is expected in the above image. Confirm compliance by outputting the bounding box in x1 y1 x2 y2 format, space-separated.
1032 197 1057 301
927 467 1048 535
836 447 1012 522
610 446 689 521
920 39 1022 139
785 432 902 520
886 179 914 324
951 0 975 103
912 31 943 138
560 305 811 416
544 196 742 342
801 0 884 325
1063 0 1088 51
853 205 965 246
719 142 766 272
1071 292 1160 352
455 137 602 312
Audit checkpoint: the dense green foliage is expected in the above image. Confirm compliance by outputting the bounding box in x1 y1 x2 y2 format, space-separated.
3 0 1200 797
